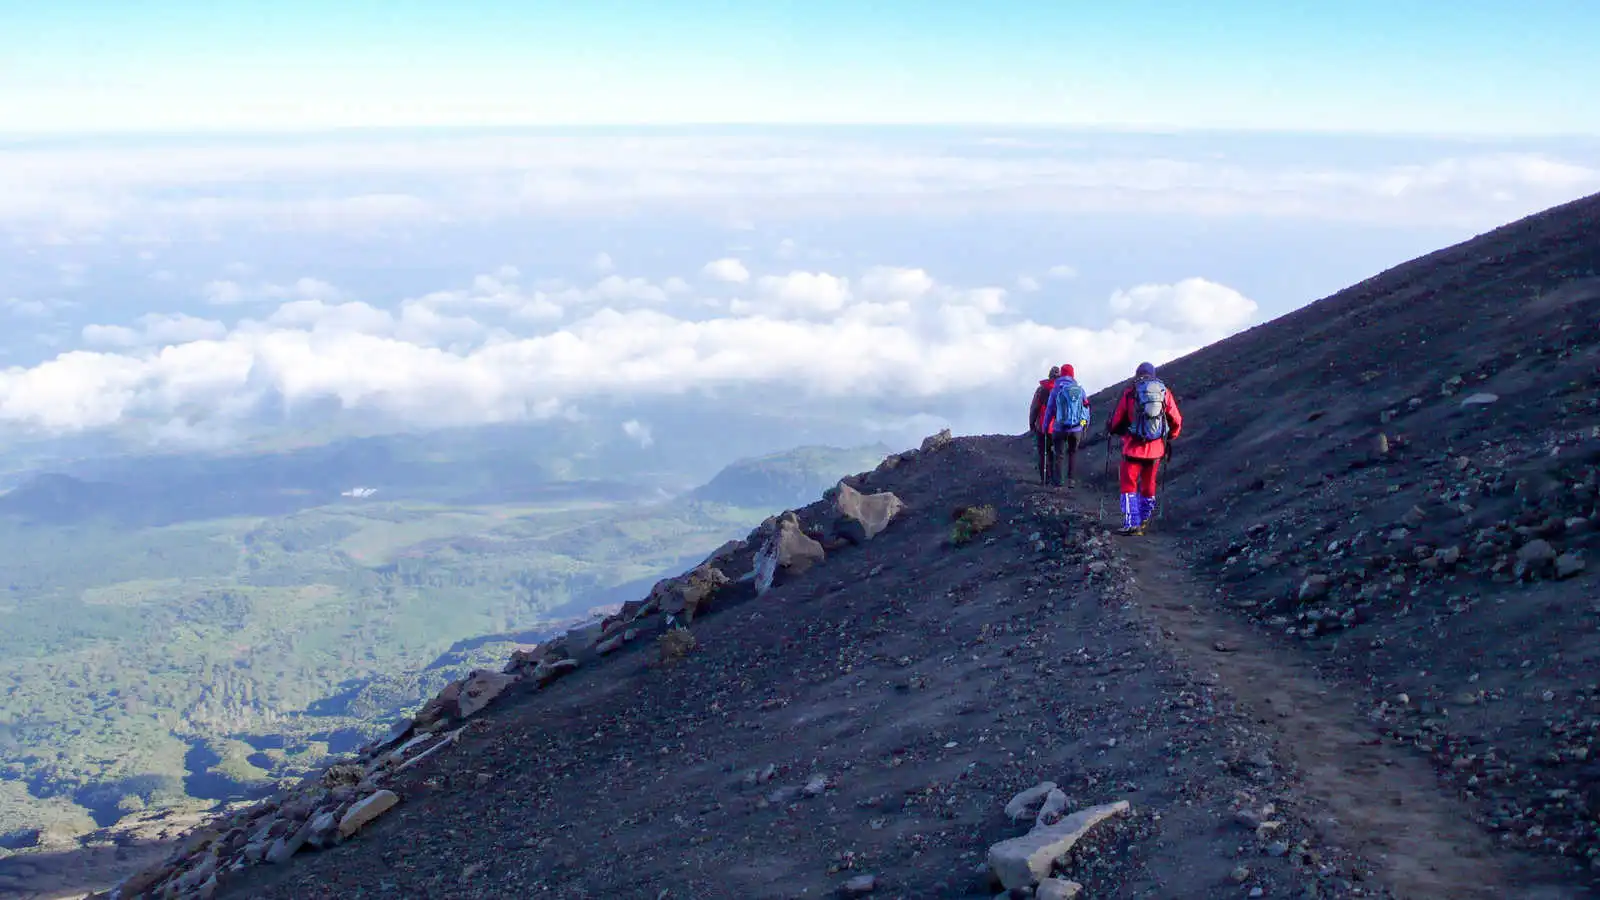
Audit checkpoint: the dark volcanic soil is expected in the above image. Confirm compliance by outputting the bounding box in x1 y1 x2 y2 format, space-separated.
217 435 1578 899
1083 189 1600 889
56 191 1600 900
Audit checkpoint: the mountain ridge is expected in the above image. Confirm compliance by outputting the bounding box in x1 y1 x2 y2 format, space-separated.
8 191 1600 898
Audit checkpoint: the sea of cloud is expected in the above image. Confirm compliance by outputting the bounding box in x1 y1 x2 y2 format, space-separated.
1 129 1596 451
0 260 1255 439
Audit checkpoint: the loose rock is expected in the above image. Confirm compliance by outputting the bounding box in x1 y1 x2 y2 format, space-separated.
1003 782 1058 821
832 481 907 541
987 800 1131 889
338 790 399 838
1036 878 1085 900
753 515 826 595
457 670 516 718
841 873 878 895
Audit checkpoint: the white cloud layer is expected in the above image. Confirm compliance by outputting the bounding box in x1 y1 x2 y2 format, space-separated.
205 277 342 306
82 313 227 349
1 133 1596 246
0 261 1258 442
621 419 654 448
1108 278 1257 332
702 258 750 283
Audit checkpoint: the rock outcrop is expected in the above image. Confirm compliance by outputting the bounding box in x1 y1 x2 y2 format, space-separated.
753 512 827 595
832 481 905 542
648 563 731 622
920 428 953 452
456 670 516 719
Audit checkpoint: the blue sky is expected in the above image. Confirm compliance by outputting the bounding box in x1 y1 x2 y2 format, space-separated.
2 5 1600 465
3 1 1599 134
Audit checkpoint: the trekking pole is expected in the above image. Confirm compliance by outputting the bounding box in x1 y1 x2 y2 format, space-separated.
1155 441 1172 523
1099 435 1112 525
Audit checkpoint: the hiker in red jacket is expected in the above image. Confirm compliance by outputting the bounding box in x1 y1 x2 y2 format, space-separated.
1107 361 1183 536
1027 366 1060 484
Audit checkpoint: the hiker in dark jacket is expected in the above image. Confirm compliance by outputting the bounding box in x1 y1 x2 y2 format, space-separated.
1042 363 1090 487
1106 361 1183 535
1027 366 1060 484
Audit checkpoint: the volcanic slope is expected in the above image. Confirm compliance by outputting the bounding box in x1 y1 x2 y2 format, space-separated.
75 192 1600 900
180 434 1563 900
1079 189 1600 889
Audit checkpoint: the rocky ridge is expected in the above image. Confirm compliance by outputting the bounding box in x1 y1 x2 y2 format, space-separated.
94 442 926 900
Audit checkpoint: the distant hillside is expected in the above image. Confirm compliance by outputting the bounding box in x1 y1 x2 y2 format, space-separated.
0 438 899 861
688 444 893 508
0 473 135 525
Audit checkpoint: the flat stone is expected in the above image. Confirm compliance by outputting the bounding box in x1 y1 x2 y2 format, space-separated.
265 818 314 864
1460 392 1499 406
842 873 878 895
987 800 1131 889
1037 878 1085 900
171 852 219 893
1517 539 1557 565
363 717 414 756
563 621 607 656
338 790 399 838
307 811 339 848
1298 574 1330 602
533 658 580 685
457 670 516 718
1557 553 1586 579
1003 781 1058 821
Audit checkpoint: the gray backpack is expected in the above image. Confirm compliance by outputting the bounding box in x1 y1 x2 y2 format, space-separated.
1130 378 1169 441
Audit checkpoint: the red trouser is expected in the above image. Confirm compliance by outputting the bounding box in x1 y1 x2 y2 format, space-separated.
1118 457 1160 497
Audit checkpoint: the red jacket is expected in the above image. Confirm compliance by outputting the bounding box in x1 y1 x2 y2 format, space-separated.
1027 378 1054 433
1108 378 1183 460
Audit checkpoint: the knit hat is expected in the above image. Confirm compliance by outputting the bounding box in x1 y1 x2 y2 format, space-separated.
1059 364 1075 378
1135 362 1156 377
1048 365 1060 378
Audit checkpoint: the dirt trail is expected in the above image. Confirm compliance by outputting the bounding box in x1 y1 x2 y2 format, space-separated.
1024 438 1583 898
1121 535 1511 899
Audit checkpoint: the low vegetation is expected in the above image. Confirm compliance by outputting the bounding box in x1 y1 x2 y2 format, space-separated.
657 628 699 665
949 504 998 545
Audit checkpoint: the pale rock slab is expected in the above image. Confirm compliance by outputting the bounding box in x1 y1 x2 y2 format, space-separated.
338 790 400 838
987 800 1131 889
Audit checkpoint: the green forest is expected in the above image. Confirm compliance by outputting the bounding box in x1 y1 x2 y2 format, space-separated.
0 443 886 845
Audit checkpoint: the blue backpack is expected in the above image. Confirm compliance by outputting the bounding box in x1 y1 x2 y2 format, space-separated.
1052 378 1089 432
1129 378 1169 440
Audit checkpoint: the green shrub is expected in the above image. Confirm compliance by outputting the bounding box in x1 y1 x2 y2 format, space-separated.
950 505 997 546
658 629 698 665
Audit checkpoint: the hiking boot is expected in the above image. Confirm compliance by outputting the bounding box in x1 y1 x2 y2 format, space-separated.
1115 524 1145 536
